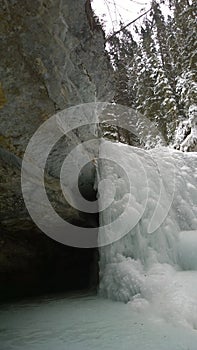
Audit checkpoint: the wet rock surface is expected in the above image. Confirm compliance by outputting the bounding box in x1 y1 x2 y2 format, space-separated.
0 0 113 299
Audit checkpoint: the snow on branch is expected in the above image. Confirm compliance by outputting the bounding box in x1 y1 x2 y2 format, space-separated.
174 105 197 152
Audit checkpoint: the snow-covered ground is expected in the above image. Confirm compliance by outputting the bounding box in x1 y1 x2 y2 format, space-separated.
98 140 197 329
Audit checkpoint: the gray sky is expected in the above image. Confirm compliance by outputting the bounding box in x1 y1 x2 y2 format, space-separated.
92 0 151 34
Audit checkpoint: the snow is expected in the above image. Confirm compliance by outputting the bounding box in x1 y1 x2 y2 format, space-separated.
98 139 197 329
1 293 197 350
173 104 197 151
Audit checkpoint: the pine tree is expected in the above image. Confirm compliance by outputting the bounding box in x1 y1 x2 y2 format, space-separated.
105 0 196 146
108 27 137 107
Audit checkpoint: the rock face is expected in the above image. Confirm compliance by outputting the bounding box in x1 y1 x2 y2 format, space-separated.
0 0 114 299
173 105 197 152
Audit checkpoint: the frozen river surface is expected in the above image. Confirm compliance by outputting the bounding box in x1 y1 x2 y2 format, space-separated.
1 292 197 350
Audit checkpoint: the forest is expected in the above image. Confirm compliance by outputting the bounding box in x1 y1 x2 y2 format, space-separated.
101 0 196 150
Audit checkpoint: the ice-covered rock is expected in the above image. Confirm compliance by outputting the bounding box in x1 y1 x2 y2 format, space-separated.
98 140 197 329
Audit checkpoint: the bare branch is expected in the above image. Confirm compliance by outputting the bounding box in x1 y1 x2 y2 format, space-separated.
105 7 152 42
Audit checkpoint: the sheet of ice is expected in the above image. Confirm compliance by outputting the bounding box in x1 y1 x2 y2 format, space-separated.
98 140 197 329
1 293 197 350
178 230 197 270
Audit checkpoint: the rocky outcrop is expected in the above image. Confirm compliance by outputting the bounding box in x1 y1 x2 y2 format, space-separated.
173 105 197 152
0 0 114 299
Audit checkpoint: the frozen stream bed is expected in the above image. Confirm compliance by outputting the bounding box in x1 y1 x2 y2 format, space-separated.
1 292 197 350
1 137 197 349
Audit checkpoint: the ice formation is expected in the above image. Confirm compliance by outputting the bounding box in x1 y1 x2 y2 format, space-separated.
98 139 197 329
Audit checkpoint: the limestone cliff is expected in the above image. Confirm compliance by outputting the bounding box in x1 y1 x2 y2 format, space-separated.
0 0 114 298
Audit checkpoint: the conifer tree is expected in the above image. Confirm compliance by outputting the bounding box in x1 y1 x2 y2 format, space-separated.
105 0 196 146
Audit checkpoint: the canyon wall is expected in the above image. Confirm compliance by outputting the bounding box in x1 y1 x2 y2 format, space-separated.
0 0 114 298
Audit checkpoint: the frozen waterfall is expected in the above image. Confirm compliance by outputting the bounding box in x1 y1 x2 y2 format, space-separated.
98 140 197 329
